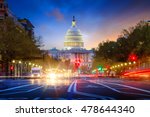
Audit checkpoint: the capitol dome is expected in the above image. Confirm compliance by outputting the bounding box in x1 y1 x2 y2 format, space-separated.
64 16 84 49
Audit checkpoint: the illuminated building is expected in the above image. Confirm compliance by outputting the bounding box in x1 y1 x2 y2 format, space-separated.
49 16 94 72
64 16 84 49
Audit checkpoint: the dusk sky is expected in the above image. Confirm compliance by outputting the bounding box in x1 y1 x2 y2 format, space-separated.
7 0 150 50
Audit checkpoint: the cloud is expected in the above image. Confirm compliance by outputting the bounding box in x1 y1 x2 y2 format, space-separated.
7 0 150 50
46 8 64 21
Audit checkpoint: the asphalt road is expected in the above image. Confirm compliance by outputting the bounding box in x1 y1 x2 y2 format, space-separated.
0 77 150 100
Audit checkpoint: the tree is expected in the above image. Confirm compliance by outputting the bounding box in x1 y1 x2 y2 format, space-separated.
116 37 130 62
93 20 150 70
0 18 41 75
93 40 117 69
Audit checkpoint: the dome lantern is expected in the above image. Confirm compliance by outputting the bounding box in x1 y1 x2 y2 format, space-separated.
72 16 76 27
64 16 84 49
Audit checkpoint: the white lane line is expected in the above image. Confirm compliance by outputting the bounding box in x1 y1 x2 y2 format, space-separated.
0 80 4 82
67 80 76 93
73 80 115 100
89 81 121 93
26 86 44 92
86 85 98 88
103 81 150 94
88 80 150 97
0 86 44 95
0 84 33 92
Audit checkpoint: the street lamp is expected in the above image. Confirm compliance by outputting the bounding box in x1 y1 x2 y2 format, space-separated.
12 60 15 63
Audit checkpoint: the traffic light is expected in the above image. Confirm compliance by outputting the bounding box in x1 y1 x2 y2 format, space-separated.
74 59 81 70
98 66 103 71
10 65 14 71
129 54 137 61
10 65 14 76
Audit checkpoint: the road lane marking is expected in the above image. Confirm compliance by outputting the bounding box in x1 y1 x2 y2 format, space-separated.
67 80 76 93
72 80 115 100
0 84 34 93
88 80 150 97
0 80 4 82
0 86 44 95
86 85 99 88
26 86 44 92
89 81 121 93
103 81 150 94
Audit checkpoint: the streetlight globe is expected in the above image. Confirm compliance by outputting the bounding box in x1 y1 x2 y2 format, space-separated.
12 60 15 63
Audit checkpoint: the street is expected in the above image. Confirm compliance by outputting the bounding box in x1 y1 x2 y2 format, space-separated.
0 77 150 100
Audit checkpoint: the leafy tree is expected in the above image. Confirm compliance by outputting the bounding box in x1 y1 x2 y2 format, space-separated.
93 41 117 68
0 18 41 75
120 21 150 60
116 37 130 62
93 21 150 70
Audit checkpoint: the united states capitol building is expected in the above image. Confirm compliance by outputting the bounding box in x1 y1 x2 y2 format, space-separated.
48 16 94 71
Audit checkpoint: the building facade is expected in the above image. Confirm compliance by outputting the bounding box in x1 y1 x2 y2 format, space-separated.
18 18 34 38
64 16 84 49
0 0 35 76
0 0 34 37
49 17 94 72
0 0 8 19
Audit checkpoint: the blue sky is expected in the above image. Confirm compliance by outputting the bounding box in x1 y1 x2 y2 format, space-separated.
7 0 150 49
